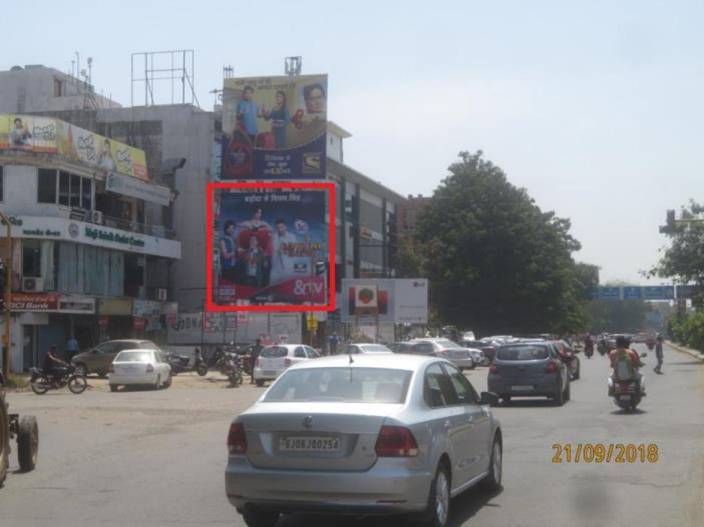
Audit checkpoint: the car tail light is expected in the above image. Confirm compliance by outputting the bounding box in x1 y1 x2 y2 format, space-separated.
227 422 247 455
375 426 419 457
284 358 292 367
545 361 558 373
489 364 498 374
146 364 154 373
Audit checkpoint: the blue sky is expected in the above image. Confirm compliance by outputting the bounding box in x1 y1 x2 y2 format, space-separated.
5 0 703 283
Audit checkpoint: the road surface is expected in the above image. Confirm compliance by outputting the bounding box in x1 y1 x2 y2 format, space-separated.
1 343 702 526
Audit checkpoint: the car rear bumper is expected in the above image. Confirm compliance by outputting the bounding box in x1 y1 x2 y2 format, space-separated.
108 373 159 385
488 375 560 396
225 456 432 514
252 367 283 381
449 357 475 368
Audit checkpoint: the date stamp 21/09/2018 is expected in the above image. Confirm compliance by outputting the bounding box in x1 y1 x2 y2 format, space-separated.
552 443 659 464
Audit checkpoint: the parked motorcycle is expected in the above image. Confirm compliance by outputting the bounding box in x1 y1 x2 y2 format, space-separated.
223 353 244 387
196 347 225 376
168 348 205 375
30 365 87 395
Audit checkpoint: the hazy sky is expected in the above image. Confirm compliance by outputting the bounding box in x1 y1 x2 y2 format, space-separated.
5 0 702 284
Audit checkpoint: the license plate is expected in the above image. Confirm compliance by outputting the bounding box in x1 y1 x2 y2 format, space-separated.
263 370 276 376
511 385 533 391
279 436 340 452
619 395 631 401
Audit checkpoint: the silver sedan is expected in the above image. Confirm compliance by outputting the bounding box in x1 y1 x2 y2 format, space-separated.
225 354 503 527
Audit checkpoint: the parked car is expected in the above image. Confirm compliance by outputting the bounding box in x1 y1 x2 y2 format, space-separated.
253 344 318 387
488 342 571 405
108 349 172 392
71 339 160 377
225 354 503 527
552 340 580 380
342 343 393 354
410 338 482 370
460 340 497 364
389 341 435 355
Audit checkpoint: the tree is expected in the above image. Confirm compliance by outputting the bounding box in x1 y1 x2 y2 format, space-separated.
585 299 649 333
412 151 587 335
653 200 704 304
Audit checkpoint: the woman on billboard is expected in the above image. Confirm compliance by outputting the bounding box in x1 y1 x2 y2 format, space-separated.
263 90 290 149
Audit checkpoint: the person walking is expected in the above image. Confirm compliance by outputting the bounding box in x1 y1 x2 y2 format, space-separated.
65 335 79 362
654 333 665 374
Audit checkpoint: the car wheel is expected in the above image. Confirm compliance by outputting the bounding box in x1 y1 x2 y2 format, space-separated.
501 395 511 405
154 375 161 390
17 416 38 472
554 383 565 406
479 435 502 491
74 363 87 377
241 508 279 527
162 374 172 389
109 384 118 392
255 379 265 387
564 381 571 402
417 462 451 527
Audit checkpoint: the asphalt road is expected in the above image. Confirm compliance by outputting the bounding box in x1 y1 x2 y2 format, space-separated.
1 343 702 527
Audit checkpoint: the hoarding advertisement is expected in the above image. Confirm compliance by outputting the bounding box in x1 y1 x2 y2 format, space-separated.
0 114 149 181
220 75 327 180
341 279 428 323
210 184 332 308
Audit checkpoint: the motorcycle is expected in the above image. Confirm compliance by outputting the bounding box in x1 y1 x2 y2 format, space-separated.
168 349 205 375
608 352 647 412
30 365 87 395
223 353 244 387
584 340 594 358
196 347 226 376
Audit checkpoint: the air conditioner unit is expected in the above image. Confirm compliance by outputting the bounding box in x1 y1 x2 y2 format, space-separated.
91 210 103 224
156 288 168 301
22 277 44 292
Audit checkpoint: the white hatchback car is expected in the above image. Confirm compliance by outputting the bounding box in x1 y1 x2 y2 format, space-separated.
108 349 172 392
253 344 318 387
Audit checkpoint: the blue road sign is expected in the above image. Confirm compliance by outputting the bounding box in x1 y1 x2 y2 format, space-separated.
598 287 622 300
623 286 643 300
642 286 674 300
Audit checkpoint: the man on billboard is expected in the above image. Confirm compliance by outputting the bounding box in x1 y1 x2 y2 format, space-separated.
236 86 263 145
10 117 31 146
303 83 327 115
271 218 299 283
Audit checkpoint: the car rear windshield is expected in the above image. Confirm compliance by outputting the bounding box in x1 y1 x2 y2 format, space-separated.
138 342 157 349
264 367 412 403
261 346 288 358
115 351 154 363
361 344 392 353
497 345 549 361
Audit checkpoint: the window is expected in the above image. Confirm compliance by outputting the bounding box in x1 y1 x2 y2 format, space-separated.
424 363 456 407
496 345 549 361
70 174 81 207
443 364 479 404
294 346 306 358
58 171 70 206
38 169 57 203
22 240 41 278
260 346 288 358
82 178 92 210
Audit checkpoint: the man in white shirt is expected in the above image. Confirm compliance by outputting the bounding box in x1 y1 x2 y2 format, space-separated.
270 219 298 284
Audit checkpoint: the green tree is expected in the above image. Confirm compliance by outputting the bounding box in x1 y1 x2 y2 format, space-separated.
413 150 587 335
585 299 649 333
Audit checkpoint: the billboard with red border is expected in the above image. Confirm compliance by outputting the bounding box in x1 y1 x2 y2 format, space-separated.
206 182 335 312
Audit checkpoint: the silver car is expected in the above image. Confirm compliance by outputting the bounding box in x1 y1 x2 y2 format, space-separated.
225 354 502 527
410 338 481 370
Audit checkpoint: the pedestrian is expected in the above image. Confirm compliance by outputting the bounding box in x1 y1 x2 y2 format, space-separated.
250 338 263 384
65 335 79 362
654 333 664 374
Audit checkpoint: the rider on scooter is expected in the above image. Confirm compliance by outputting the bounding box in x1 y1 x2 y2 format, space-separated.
608 335 645 396
584 333 594 356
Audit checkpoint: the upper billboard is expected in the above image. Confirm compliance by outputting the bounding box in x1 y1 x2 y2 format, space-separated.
206 182 336 311
220 74 327 180
0 114 149 181
341 279 429 323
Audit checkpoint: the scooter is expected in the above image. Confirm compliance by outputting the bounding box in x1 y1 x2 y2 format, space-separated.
167 349 205 375
608 352 647 412
584 341 594 358
223 353 244 387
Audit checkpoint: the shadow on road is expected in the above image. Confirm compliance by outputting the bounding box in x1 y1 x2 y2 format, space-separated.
666 361 703 366
498 399 557 408
448 487 503 527
610 408 647 416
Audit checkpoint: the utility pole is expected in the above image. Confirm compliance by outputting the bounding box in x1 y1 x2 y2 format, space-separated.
0 209 12 378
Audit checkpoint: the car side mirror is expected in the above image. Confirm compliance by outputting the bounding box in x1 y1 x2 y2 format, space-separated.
479 391 499 406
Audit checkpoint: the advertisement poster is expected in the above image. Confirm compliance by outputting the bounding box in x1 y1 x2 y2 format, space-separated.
167 312 301 345
0 114 148 181
220 74 327 180
213 188 328 305
341 279 428 323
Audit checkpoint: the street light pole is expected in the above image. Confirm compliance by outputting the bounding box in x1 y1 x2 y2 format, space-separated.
0 209 12 378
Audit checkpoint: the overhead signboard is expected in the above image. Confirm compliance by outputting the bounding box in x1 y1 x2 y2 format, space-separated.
220 74 328 180
0 114 148 180
598 287 621 300
591 285 676 301
642 286 674 300
676 285 697 299
341 279 428 324
622 286 642 300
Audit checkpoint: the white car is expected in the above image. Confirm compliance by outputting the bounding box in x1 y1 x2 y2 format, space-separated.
410 338 482 370
343 343 394 354
253 344 318 387
108 349 172 392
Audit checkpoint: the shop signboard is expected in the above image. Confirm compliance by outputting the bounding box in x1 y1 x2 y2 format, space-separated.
10 293 59 311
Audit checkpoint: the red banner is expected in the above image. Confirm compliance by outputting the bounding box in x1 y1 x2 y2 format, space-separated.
133 317 146 331
10 293 59 311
